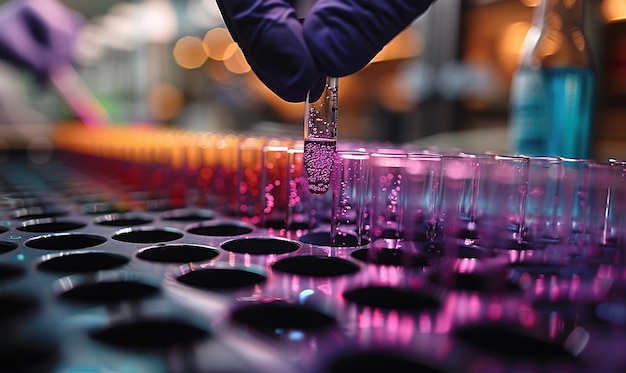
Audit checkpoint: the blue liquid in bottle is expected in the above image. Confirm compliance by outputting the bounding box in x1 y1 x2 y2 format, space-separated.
509 66 595 158
545 67 595 159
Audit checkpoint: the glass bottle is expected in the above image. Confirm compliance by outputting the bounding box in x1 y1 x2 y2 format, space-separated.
509 0 595 158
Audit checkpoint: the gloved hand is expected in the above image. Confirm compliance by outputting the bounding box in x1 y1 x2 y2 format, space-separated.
0 0 83 81
216 0 435 102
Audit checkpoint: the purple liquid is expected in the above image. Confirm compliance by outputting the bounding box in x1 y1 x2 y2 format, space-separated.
304 138 336 195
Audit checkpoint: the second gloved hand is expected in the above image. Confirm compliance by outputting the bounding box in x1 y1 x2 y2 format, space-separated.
0 0 83 81
216 0 435 102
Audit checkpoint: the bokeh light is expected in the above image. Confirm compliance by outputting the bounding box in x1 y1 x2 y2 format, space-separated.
173 36 208 69
203 27 234 60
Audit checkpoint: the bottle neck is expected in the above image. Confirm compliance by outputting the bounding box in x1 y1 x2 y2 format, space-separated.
524 0 591 68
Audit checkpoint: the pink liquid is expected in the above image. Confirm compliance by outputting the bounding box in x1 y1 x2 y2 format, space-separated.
303 138 336 195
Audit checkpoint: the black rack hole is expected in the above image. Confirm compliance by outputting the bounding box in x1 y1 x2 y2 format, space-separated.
58 280 159 304
90 318 209 349
325 350 445 373
343 286 441 311
38 252 130 273
25 233 106 250
112 228 184 244
187 222 253 237
298 232 366 247
231 301 335 331
0 293 39 318
0 263 25 283
18 219 86 233
0 342 58 372
176 268 266 290
220 237 300 255
454 324 576 362
137 244 219 263
272 256 360 277
351 248 434 268
0 240 18 254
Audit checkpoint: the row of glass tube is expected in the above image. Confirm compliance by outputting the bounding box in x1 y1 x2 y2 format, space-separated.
51 123 626 268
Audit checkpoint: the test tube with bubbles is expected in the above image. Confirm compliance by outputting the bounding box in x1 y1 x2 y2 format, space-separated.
286 145 316 230
237 137 267 225
368 151 407 261
304 77 338 196
331 150 370 247
261 144 291 229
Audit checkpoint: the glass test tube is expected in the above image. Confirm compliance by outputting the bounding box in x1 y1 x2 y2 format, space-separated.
437 153 480 255
523 156 564 246
261 145 291 229
403 153 442 246
476 154 529 250
286 145 316 230
331 150 370 247
238 137 267 225
584 161 626 263
368 152 407 261
304 77 338 196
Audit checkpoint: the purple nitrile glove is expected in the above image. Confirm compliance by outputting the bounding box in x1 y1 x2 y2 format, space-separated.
216 0 435 102
0 0 83 80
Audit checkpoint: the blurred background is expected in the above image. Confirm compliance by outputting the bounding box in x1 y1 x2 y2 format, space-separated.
2 0 625 160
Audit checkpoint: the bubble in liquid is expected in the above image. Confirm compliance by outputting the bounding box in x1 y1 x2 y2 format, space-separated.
304 138 336 195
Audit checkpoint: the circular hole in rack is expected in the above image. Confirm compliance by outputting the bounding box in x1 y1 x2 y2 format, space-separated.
0 263 25 282
112 227 184 244
25 233 107 250
187 221 254 237
11 206 68 220
231 301 335 332
298 232 366 247
325 349 445 373
272 256 360 277
0 293 39 318
94 213 153 227
137 244 219 263
0 226 8 234
0 342 58 372
90 318 209 349
176 267 266 290
0 240 18 254
162 208 216 222
454 323 577 362
37 252 130 273
343 286 441 311
17 218 86 233
220 237 300 255
430 271 521 293
58 278 160 304
351 248 435 268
